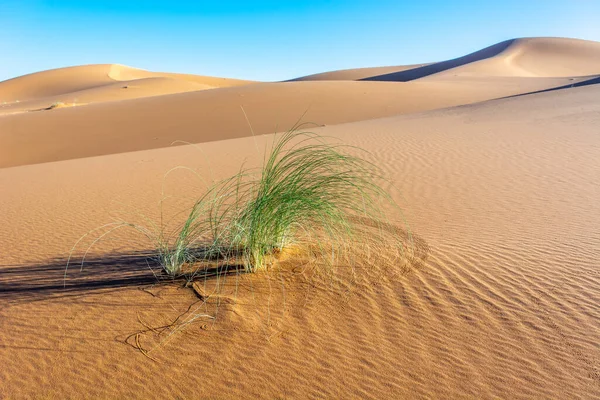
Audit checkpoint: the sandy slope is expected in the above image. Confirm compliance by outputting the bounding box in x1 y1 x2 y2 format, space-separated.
290 63 431 81
1 37 599 399
0 64 252 116
0 64 251 101
362 37 600 81
428 37 600 78
1 83 598 399
0 77 592 168
292 37 600 82
2 38 599 169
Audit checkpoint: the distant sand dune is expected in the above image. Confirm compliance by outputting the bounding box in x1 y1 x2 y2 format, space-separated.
0 76 214 116
354 38 600 81
289 63 432 81
0 76 583 168
0 63 252 104
289 38 600 83
106 63 253 87
0 64 120 101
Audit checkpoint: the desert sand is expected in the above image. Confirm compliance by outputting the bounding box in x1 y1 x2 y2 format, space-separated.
0 37 599 399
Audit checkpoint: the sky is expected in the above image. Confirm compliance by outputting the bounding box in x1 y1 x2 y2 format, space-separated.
1 0 599 81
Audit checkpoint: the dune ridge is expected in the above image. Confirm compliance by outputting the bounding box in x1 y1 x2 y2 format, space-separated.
289 63 432 81
0 64 254 117
2 76 588 169
0 64 252 102
293 37 600 83
362 37 600 81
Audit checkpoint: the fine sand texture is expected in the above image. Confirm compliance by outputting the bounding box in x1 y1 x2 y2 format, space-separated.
1 37 599 399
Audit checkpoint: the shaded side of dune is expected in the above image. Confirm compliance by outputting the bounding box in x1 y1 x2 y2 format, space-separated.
361 40 516 82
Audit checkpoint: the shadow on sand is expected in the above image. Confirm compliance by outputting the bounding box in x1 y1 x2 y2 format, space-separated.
0 250 250 303
0 251 165 302
361 39 516 82
502 75 600 99
1 218 430 304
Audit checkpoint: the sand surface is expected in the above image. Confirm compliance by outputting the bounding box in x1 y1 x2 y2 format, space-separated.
1 37 599 399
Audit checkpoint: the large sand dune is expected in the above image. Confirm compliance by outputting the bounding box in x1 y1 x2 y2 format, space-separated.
292 37 600 82
0 63 251 102
2 76 589 168
0 64 252 117
363 37 600 81
1 37 599 399
290 63 432 81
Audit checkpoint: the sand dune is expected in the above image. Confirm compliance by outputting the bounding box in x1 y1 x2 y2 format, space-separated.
0 64 253 114
0 64 251 102
0 76 587 168
359 37 600 81
1 37 599 399
1 83 598 399
0 64 124 102
289 63 431 81
289 38 600 83
105 64 253 87
0 77 215 115
2 37 599 169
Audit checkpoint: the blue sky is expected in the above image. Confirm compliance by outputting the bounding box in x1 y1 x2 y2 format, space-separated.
1 1 599 81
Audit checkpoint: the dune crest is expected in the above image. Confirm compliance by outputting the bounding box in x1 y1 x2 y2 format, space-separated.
290 63 432 81
107 64 152 81
106 63 253 87
0 64 254 109
430 37 600 78
292 37 600 82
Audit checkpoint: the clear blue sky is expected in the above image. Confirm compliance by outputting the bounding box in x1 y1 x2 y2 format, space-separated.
1 1 599 81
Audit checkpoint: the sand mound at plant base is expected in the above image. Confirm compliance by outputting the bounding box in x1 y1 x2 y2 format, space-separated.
1 84 598 399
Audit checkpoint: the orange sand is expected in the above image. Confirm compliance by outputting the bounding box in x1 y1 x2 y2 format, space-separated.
1 37 599 399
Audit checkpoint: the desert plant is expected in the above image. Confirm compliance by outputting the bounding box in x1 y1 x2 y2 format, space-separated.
49 101 65 109
160 127 407 276
253 134 383 268
65 126 413 357
67 126 409 281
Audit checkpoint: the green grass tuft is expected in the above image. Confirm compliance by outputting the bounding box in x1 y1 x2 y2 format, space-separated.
67 126 410 281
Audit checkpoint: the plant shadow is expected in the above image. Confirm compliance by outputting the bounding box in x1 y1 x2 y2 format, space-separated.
0 250 162 303
0 219 429 305
0 247 255 304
